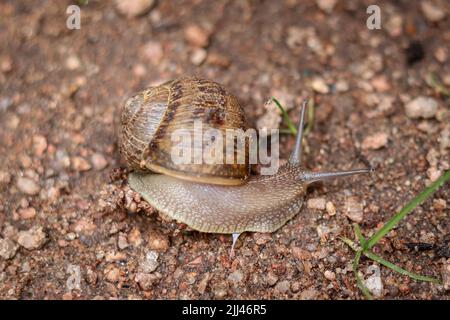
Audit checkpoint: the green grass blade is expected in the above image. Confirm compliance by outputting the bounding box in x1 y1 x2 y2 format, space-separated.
364 251 440 283
353 224 367 249
339 237 359 251
367 170 450 249
271 97 297 135
353 250 373 300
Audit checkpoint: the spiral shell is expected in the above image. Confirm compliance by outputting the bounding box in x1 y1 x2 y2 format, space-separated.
119 76 250 185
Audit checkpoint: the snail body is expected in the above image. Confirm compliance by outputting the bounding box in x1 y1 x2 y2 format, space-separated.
119 76 371 235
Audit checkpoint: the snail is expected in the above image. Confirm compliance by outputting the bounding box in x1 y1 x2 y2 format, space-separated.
119 76 371 249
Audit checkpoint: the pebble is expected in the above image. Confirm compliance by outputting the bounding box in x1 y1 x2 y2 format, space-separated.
442 260 450 290
0 171 11 185
206 52 231 68
326 201 336 215
135 272 159 290
0 97 13 112
299 287 318 299
117 233 129 250
0 238 18 259
362 132 389 150
139 251 159 273
17 226 47 250
0 54 13 73
72 156 91 172
115 0 155 18
434 47 448 63
324 270 336 281
190 48 207 66
141 40 163 65
227 270 243 283
307 197 326 210
405 96 438 119
128 228 142 247
104 265 121 283
17 177 40 196
274 280 290 293
18 207 36 220
65 55 81 70
266 271 279 286
364 265 383 297
311 77 329 94
371 75 391 92
316 0 337 13
32 135 47 156
147 231 169 252
421 1 446 22
91 153 108 170
344 196 364 223
66 264 81 291
184 24 210 47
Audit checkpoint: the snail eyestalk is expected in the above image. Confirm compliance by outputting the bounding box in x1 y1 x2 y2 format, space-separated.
303 168 373 183
289 100 308 165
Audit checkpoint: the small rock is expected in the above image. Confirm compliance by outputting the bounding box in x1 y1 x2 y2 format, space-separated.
17 177 40 196
17 226 47 250
128 228 142 247
91 153 108 170
442 260 450 290
117 233 129 250
326 201 336 215
206 52 231 68
0 171 11 185
324 270 336 281
371 75 391 92
66 264 81 291
190 48 207 65
141 40 163 65
266 271 279 286
307 197 326 210
335 80 349 92
104 265 121 283
0 97 13 112
0 54 13 73
316 0 337 13
311 77 329 94
115 0 155 18
405 96 438 119
135 272 159 290
344 196 364 223
139 250 159 273
214 287 228 299
364 265 383 297
147 231 169 252
32 135 47 156
18 207 36 220
434 47 448 63
274 280 290 293
72 156 91 172
184 24 210 47
299 287 318 300
197 273 211 294
228 270 243 283
0 238 18 259
421 1 446 22
65 55 81 70
362 132 389 150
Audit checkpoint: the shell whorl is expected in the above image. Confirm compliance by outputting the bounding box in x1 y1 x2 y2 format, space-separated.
119 76 250 185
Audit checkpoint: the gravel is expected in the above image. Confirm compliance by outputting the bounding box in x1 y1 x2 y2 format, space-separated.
16 177 40 196
364 265 383 298
362 132 389 150
17 226 47 250
405 96 438 119
344 196 364 223
139 251 159 273
0 238 18 260
307 197 327 210
114 0 155 18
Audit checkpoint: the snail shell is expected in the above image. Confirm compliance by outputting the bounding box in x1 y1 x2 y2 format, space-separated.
119 76 250 186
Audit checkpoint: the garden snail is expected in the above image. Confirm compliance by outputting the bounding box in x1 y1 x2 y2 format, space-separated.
119 76 371 248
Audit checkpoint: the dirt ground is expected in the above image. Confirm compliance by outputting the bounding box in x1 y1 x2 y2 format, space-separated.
0 0 449 300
